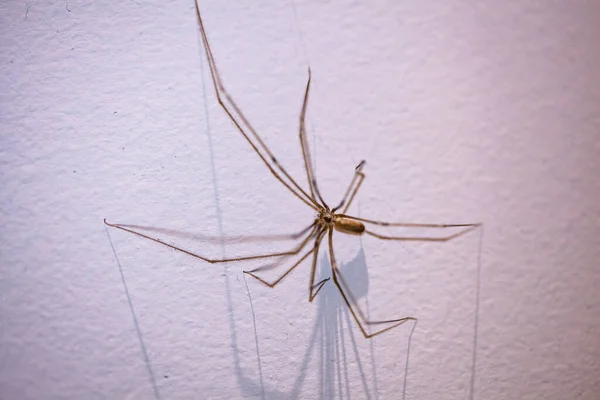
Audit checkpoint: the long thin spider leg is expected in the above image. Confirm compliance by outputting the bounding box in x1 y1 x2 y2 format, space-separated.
307 230 329 302
332 160 366 213
297 69 330 209
296 68 330 210
310 278 329 302
197 21 318 211
337 215 482 229
194 1 320 211
104 219 317 264
327 229 415 338
298 68 318 203
334 265 410 327
364 223 480 242
244 228 324 288
106 221 317 245
312 178 329 210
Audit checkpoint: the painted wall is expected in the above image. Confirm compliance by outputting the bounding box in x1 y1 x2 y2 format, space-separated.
1 0 598 399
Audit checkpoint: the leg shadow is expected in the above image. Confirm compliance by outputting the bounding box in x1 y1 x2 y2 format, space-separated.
105 226 162 400
242 244 417 399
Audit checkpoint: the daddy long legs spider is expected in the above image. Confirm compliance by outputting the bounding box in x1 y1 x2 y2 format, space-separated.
104 0 481 339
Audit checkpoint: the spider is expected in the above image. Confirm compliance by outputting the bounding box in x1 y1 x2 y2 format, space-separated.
105 0 481 338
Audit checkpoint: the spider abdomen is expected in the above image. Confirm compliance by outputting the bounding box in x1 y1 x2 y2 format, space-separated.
334 217 365 235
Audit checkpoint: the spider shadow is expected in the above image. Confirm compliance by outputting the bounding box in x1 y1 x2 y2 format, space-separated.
196 68 415 398
105 69 482 397
234 244 417 400
103 10 419 397
147 33 418 397
105 227 163 400
228 224 483 400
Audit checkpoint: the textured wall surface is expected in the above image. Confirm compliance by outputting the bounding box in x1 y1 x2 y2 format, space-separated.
1 0 599 399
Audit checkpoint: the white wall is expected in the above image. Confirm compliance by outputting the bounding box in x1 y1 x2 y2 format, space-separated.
1 0 599 399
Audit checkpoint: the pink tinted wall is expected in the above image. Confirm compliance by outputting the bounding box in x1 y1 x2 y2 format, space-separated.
1 0 598 399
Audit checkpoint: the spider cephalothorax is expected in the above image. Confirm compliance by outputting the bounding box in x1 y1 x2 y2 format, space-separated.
317 210 334 228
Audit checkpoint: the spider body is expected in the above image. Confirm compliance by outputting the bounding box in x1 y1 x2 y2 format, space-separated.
316 211 365 235
104 0 481 338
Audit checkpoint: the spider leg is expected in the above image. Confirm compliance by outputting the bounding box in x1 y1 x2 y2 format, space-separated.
194 1 320 211
332 160 366 213
307 229 329 301
327 229 415 338
244 228 324 288
298 68 318 203
105 219 317 264
335 216 481 242
107 221 318 245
